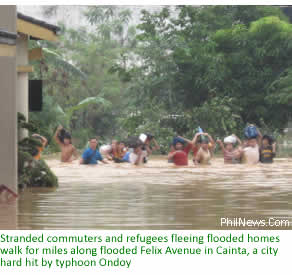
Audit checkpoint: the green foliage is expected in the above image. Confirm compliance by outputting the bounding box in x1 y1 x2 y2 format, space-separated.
65 96 112 122
29 6 137 148
19 159 58 188
28 6 291 155
116 5 291 149
18 113 58 188
267 68 292 105
212 13 292 128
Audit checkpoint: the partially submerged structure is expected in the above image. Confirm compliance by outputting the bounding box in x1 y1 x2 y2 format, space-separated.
0 6 60 197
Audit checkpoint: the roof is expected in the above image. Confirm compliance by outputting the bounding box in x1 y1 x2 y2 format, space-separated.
0 29 17 45
17 12 60 42
17 12 60 34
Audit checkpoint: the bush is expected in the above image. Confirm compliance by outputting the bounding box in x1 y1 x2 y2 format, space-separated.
18 112 58 188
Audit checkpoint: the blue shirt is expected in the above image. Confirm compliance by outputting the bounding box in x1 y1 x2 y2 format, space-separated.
82 148 103 164
122 151 131 162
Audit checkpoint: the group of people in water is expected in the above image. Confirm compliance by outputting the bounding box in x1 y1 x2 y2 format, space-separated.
33 124 277 166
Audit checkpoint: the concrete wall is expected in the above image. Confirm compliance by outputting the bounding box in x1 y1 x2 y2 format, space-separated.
0 5 18 228
16 33 29 128
0 5 16 32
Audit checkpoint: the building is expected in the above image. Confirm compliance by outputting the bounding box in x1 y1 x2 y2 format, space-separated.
0 6 60 197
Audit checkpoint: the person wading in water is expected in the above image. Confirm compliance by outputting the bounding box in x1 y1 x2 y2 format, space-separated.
54 125 78 163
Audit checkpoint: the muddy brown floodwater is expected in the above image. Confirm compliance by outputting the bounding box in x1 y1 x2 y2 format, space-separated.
2 157 292 230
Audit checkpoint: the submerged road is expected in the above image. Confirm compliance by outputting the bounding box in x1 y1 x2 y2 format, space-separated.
2 157 292 230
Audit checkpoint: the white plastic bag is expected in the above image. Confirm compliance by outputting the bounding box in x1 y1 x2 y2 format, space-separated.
139 133 147 143
224 135 236 144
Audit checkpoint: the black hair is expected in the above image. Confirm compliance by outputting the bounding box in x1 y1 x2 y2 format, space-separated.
124 136 143 148
198 135 209 144
146 133 154 140
63 132 72 140
33 136 43 141
58 128 72 144
262 135 274 145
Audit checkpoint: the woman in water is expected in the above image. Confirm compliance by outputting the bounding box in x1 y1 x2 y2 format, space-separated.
192 133 215 165
167 137 193 166
217 134 242 164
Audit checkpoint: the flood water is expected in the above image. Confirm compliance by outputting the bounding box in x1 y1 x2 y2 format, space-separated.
3 157 292 230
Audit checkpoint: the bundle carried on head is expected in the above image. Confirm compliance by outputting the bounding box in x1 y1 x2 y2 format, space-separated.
125 136 143 148
223 135 237 144
198 135 209 143
172 137 185 146
244 125 258 139
139 133 147 143
195 126 208 143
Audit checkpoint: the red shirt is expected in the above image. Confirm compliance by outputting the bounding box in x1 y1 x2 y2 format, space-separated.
173 144 192 166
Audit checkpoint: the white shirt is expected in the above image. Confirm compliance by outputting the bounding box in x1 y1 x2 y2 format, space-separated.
99 145 112 155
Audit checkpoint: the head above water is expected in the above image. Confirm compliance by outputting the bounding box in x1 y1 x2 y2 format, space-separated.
198 135 209 144
89 138 98 150
173 137 185 150
201 140 209 150
224 143 234 151
175 142 184 150
111 139 118 148
247 138 257 148
262 135 274 146
63 132 72 145
146 133 154 143
118 142 125 150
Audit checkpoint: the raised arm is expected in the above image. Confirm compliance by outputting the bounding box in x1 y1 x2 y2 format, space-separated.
205 133 215 145
256 128 263 146
42 136 48 147
191 133 201 145
216 139 225 152
54 125 63 145
203 133 215 151
177 136 193 145
232 134 242 145
272 142 276 154
151 138 160 151
168 145 176 160
32 134 47 147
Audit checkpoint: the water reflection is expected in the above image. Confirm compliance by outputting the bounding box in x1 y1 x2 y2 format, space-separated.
10 158 292 229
